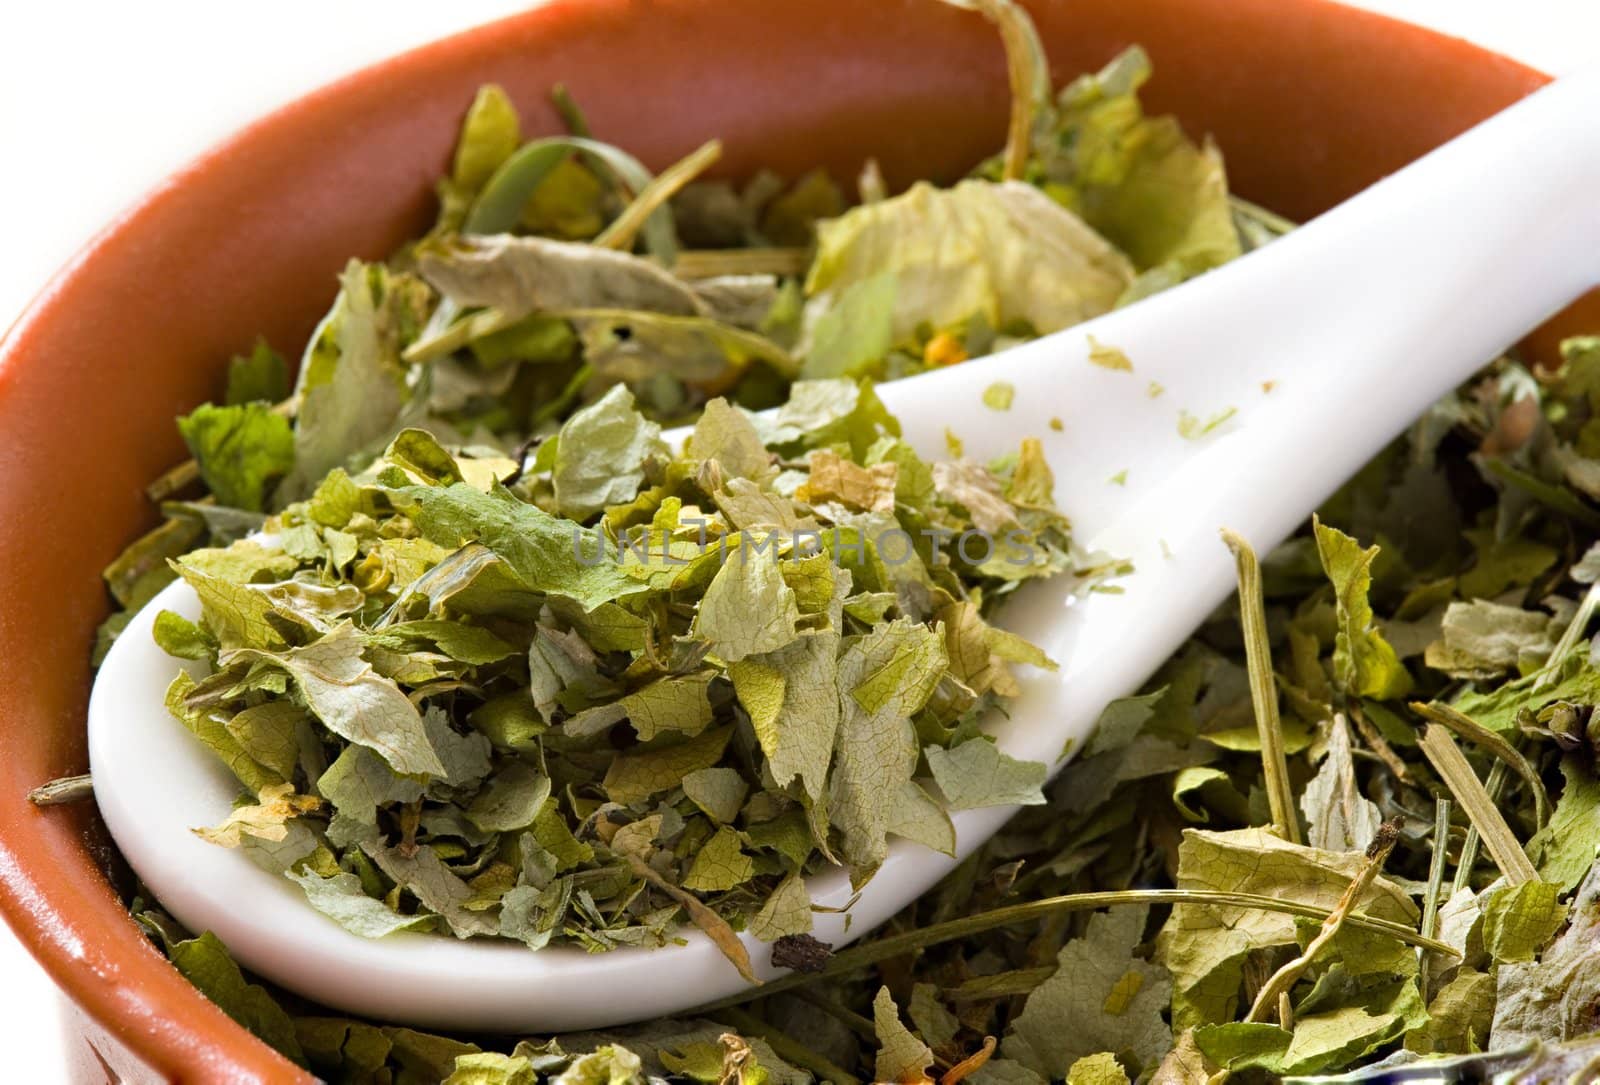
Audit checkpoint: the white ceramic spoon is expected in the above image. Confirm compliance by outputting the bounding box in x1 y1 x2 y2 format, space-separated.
90 69 1600 1032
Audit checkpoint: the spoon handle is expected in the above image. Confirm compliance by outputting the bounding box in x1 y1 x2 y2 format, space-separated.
872 68 1600 785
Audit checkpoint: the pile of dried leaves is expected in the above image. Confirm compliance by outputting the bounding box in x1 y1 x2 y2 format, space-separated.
37 1 1600 1083
154 385 1084 972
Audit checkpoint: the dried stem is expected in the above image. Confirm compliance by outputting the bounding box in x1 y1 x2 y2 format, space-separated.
955 0 1048 180
1411 701 1549 827
790 986 876 1041
596 139 722 253
703 888 1455 1014
670 248 812 280
1451 761 1509 897
1349 703 1412 783
1536 578 1600 692
27 774 94 806
1418 726 1536 885
624 854 757 983
1421 798 1453 941
1420 796 1453 1003
549 83 591 137
1243 821 1401 1024
1221 528 1301 844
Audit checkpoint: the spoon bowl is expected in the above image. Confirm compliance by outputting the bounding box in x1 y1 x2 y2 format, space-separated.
89 68 1600 1032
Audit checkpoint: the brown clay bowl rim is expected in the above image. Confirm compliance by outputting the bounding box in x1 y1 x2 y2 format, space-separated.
0 1 1563 1080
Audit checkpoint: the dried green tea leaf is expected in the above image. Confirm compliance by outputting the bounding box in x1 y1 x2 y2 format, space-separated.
1300 715 1382 853
397 482 643 612
797 449 898 515
730 632 840 800
465 762 551 833
419 234 699 319
317 744 424 825
681 767 749 825
1528 755 1600 890
682 827 756 892
1314 518 1412 700
225 338 290 406
851 618 946 716
1274 980 1426 1075
1023 45 1239 285
154 609 216 660
164 674 283 794
1157 827 1417 1029
808 180 1133 345
830 623 929 869
280 262 427 502
1489 861 1600 1050
288 869 433 939
1480 879 1566 964
908 983 959 1049
1425 599 1556 679
887 780 957 857
1175 407 1236 440
1066 1053 1130 1085
571 309 798 388
574 672 718 742
1405 968 1495 1056
1190 1022 1289 1076
686 398 777 485
104 515 204 613
551 1044 644 1085
168 931 305 1064
969 1060 1048 1085
444 1051 537 1084
172 563 290 653
927 739 1047 809
367 620 517 667
802 271 897 379
750 872 813 942
693 549 801 662
195 782 322 848
550 385 668 520
1004 906 1172 1077
363 841 497 938
451 85 521 194
1147 1030 1212 1085
245 623 446 777
177 402 295 512
1087 337 1133 372
603 726 735 805
873 987 935 1085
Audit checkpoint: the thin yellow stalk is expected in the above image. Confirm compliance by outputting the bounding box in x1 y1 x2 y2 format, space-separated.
1221 528 1301 844
954 0 1049 180
596 139 722 253
1417 726 1537 885
1412 701 1550 828
671 248 812 279
701 887 1455 1014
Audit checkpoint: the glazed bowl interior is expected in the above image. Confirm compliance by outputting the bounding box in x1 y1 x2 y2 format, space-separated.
0 0 1592 1079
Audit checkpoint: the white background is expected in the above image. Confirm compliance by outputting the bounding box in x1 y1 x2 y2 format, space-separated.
0 2 1595 1080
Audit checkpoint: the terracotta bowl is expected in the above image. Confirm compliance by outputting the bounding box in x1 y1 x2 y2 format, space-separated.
1 0 1592 1080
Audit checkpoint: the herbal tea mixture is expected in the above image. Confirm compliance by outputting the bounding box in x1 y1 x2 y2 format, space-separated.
34 1 1600 1082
